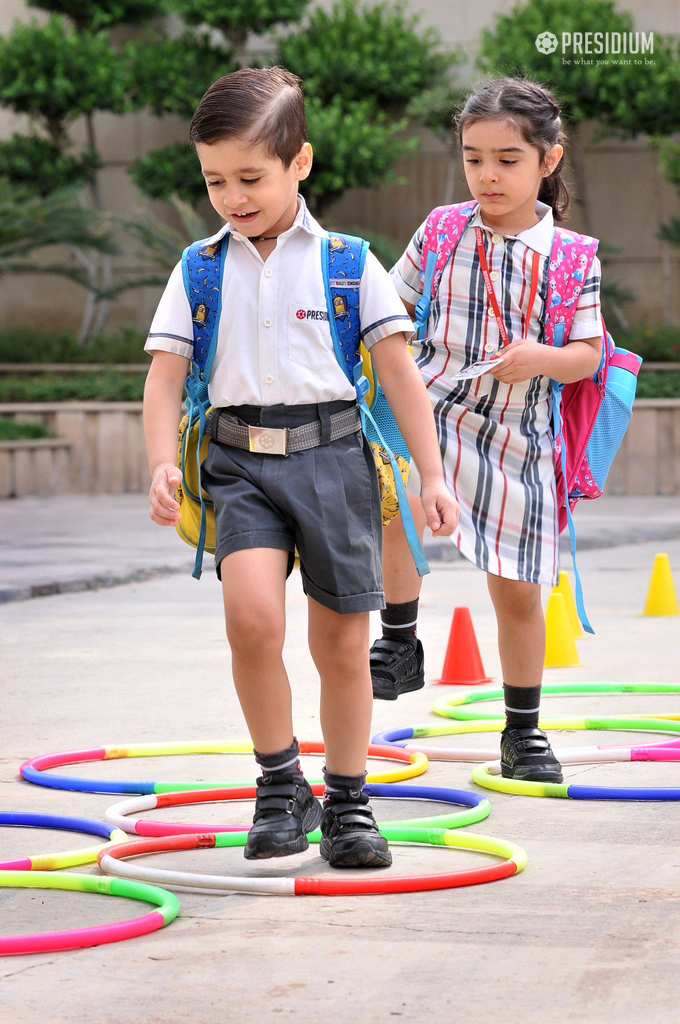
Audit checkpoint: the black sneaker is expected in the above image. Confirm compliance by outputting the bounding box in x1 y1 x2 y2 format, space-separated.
320 788 392 868
244 774 323 860
500 726 564 783
370 637 425 701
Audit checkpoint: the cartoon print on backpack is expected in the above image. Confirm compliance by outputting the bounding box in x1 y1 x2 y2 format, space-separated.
197 241 220 260
563 286 581 309
549 247 566 271
571 253 589 282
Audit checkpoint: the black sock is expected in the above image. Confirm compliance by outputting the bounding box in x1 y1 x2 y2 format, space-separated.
381 598 419 646
322 767 367 805
503 683 542 729
253 737 303 781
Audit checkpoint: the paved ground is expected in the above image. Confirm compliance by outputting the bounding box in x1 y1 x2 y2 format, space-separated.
1 492 680 602
1 494 680 1023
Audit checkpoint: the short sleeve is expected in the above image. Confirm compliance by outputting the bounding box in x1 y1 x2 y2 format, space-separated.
568 254 603 342
144 261 194 359
358 249 414 349
389 219 427 306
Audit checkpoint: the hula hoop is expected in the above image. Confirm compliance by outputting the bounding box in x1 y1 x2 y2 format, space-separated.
0 870 179 955
104 782 492 837
373 711 680 764
472 758 680 800
431 681 680 721
20 741 427 796
0 812 128 870
98 826 526 896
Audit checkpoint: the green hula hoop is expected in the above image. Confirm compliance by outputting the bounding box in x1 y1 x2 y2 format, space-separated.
432 682 680 721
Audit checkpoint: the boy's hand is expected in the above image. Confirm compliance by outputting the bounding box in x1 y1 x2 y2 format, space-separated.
420 478 460 537
489 339 545 384
149 463 182 526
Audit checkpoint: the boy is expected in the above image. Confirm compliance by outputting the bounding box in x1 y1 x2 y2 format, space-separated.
143 67 459 869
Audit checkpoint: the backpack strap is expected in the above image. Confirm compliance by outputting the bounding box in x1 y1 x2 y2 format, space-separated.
543 228 599 349
320 232 368 379
181 233 228 579
414 201 477 338
543 228 600 635
321 232 429 577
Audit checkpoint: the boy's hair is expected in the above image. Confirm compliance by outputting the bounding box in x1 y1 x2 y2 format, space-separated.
456 77 570 222
189 67 307 166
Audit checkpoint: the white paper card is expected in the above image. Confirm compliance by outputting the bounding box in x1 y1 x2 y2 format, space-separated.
453 355 505 381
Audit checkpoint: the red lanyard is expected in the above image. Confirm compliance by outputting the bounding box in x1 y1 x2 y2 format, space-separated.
474 226 539 349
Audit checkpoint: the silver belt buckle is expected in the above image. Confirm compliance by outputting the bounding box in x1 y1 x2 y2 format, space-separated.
248 425 288 456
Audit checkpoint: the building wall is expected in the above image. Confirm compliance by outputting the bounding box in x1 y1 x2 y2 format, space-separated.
1 0 679 333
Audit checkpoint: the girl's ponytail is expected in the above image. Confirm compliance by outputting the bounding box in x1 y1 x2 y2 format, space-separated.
457 78 570 222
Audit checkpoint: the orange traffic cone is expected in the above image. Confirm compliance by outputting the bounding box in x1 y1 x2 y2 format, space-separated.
434 606 493 686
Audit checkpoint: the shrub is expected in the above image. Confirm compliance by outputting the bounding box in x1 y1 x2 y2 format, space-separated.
0 419 52 439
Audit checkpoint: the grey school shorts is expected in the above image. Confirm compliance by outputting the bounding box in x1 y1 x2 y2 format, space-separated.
201 400 384 614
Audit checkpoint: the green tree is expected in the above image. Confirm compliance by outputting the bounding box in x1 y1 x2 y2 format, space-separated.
130 0 459 222
0 134 99 195
26 0 164 31
0 2 170 341
278 0 460 214
479 0 680 327
303 97 417 215
656 140 680 325
0 179 116 284
125 33 234 120
0 16 126 153
128 141 207 205
170 0 309 64
278 0 452 108
479 0 680 226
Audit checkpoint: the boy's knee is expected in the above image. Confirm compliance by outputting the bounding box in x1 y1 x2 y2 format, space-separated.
225 604 284 655
310 618 367 669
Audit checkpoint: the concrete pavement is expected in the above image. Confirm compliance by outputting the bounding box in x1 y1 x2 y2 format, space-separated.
1 492 679 602
1 495 680 1023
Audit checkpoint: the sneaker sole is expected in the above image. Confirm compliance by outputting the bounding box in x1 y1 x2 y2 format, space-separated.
244 797 323 860
371 671 425 702
500 760 564 784
319 835 392 869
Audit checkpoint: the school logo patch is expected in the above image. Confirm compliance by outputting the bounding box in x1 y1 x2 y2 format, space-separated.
289 303 329 325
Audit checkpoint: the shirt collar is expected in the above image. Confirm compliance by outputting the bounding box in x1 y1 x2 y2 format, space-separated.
216 194 326 245
468 200 554 257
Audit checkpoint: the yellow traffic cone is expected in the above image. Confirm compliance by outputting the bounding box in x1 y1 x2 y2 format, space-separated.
643 554 679 617
544 592 581 668
552 571 583 639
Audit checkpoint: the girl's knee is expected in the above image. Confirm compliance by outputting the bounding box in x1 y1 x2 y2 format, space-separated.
487 576 542 619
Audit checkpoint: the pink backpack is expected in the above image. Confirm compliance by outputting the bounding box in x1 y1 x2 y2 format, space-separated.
414 201 642 632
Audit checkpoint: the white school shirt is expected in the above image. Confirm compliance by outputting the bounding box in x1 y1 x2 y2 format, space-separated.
145 196 414 407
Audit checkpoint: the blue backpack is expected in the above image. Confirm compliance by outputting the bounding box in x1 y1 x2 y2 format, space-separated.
178 230 428 579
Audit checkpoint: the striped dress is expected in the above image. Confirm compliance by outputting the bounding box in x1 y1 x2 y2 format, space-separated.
392 201 602 586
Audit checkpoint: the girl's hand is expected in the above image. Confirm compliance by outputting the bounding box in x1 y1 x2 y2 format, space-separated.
149 463 183 526
420 478 460 537
489 339 546 384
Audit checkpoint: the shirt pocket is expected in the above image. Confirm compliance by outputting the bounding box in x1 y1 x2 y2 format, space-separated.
287 301 333 369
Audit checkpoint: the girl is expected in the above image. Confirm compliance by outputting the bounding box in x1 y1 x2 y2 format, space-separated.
370 78 604 782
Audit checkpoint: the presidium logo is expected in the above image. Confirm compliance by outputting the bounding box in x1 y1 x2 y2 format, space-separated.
535 30 654 62
536 31 559 54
